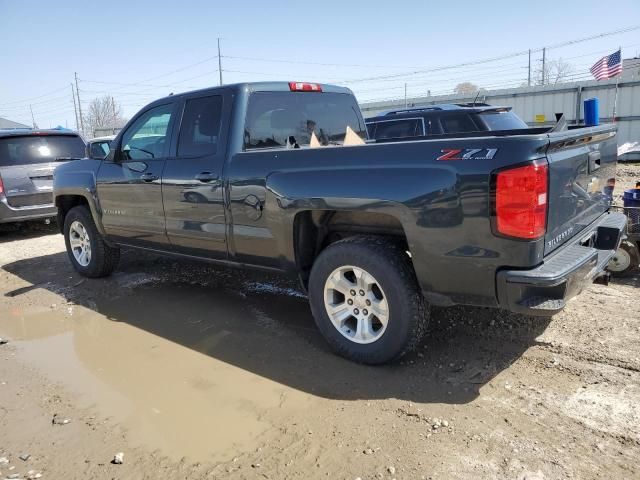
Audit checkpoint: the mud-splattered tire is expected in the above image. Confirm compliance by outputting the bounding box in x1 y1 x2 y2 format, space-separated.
63 205 120 278
308 236 429 365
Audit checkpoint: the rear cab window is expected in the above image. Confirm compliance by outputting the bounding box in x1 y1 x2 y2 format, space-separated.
244 92 366 149
0 134 85 166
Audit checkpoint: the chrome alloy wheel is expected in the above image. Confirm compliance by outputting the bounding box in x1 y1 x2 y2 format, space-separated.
323 265 389 344
69 220 92 267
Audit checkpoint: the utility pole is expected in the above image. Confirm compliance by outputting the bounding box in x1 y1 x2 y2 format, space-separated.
74 72 85 135
217 37 223 86
71 83 79 131
111 96 117 128
527 49 531 86
29 104 37 128
404 83 408 108
541 47 546 86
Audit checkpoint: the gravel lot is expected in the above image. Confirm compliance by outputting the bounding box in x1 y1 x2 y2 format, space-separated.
0 164 639 480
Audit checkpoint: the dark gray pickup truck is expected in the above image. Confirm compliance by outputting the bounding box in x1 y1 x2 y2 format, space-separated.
53 81 626 364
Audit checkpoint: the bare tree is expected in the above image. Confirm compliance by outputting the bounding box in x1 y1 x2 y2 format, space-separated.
454 82 479 95
536 58 573 85
83 95 128 137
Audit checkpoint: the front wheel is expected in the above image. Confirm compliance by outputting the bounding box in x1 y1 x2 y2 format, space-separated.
308 236 428 365
63 206 120 278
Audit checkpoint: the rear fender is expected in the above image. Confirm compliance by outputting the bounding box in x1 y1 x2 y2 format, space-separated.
264 166 455 283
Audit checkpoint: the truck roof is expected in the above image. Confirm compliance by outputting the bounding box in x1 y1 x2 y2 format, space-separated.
0 127 80 139
150 81 355 105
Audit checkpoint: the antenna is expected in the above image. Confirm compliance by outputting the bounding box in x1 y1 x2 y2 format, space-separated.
472 90 481 105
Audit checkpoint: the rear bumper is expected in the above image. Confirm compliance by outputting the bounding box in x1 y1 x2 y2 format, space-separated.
496 211 627 316
0 196 57 224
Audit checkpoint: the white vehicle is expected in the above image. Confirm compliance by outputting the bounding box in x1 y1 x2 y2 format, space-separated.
86 135 115 160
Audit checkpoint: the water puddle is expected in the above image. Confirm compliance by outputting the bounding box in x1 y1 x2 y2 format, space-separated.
0 284 316 462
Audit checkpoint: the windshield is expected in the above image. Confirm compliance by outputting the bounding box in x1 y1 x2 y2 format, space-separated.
244 92 366 149
479 110 528 130
0 134 85 166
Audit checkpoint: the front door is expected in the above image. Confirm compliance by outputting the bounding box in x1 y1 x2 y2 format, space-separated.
162 93 228 258
97 102 176 246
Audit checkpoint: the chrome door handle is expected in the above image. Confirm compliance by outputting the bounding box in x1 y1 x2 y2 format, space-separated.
140 173 158 182
195 172 218 183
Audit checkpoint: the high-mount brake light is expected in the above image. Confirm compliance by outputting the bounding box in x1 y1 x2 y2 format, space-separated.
493 161 548 240
288 82 322 92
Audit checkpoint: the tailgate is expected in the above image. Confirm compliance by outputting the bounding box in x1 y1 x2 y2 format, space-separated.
0 133 85 207
0 163 56 207
544 125 617 254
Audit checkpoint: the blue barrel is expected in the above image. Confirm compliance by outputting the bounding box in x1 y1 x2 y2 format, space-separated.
584 97 599 126
623 189 640 207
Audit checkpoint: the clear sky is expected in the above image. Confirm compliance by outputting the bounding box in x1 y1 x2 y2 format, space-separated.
1 0 639 129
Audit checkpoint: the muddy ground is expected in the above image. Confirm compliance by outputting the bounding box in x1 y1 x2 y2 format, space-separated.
1 165 639 480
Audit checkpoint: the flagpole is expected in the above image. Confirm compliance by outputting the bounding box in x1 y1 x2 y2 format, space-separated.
612 46 621 122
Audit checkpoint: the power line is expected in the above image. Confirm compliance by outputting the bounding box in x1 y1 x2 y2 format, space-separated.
222 55 426 69
0 85 68 106
336 25 640 85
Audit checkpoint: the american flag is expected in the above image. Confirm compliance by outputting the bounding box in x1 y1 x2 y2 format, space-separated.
590 49 622 80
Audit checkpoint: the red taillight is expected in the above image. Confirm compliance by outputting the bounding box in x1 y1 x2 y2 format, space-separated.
288 82 322 92
494 162 548 239
0 176 4 196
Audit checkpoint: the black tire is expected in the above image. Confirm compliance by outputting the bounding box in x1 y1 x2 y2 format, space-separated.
308 236 429 365
608 240 640 278
63 205 120 278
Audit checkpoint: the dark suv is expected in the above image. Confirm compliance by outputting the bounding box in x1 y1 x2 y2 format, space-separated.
0 129 85 224
365 103 528 140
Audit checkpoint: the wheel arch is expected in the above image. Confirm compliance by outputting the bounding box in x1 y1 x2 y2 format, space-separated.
293 209 414 289
55 192 104 235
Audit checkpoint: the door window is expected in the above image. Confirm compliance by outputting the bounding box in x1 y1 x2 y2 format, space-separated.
177 95 223 157
440 114 479 134
120 103 173 160
370 118 424 139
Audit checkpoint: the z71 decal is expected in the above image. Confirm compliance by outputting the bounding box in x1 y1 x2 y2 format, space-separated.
436 148 498 161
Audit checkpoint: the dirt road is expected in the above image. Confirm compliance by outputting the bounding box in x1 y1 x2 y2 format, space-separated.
1 165 639 480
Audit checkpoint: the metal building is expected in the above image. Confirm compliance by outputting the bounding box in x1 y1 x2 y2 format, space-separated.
0 117 30 129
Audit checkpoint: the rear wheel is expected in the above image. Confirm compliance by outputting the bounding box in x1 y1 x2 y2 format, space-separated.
63 206 120 278
608 240 640 277
308 236 428 364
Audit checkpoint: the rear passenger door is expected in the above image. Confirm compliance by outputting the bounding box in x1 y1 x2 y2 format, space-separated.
161 92 230 259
